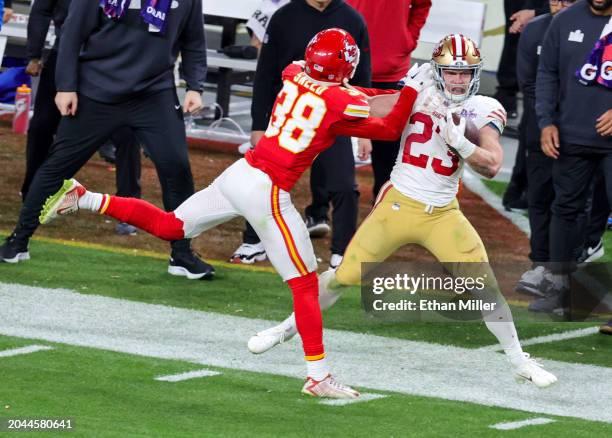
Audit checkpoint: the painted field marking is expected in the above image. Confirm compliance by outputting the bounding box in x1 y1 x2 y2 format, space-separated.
0 345 53 358
319 393 388 407
155 369 222 382
1 283 611 424
489 417 556 430
478 327 601 352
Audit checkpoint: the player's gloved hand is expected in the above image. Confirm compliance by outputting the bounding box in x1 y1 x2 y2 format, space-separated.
442 110 476 159
400 62 434 92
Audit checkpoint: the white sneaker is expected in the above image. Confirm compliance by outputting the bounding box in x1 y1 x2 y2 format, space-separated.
302 374 360 399
510 353 558 388
247 320 297 354
39 179 86 224
229 242 267 264
329 254 343 270
515 266 549 297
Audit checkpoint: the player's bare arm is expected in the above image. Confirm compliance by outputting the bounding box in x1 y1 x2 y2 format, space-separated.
464 125 503 179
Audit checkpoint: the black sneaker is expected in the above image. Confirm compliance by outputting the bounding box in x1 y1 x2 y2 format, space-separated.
168 249 215 280
305 216 330 238
576 239 604 266
0 234 30 264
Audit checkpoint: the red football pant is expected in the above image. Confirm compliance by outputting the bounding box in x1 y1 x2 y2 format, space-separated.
101 195 185 241
288 272 325 359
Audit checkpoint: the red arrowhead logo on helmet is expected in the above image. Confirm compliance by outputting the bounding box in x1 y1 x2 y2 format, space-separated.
305 28 360 84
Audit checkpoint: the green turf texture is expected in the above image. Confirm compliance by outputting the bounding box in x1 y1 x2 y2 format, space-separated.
1 239 610 367
0 335 610 438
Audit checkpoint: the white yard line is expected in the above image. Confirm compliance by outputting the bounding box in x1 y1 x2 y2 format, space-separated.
489 417 556 430
462 171 531 236
477 326 601 352
0 283 611 423
155 369 222 382
319 393 387 406
0 344 53 358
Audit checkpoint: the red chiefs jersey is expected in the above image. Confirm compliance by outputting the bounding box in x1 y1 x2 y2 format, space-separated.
246 63 416 191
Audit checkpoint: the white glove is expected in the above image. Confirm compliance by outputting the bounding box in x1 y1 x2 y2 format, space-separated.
400 62 434 92
442 110 476 159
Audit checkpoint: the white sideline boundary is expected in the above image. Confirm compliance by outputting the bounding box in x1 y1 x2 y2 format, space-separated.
0 344 53 358
489 417 556 430
462 171 531 236
477 327 601 352
155 369 222 382
1 283 611 424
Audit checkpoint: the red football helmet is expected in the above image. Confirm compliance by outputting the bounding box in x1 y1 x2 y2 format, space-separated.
304 28 360 83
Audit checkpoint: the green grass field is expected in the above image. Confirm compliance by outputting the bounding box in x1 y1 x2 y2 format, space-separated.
1 237 611 437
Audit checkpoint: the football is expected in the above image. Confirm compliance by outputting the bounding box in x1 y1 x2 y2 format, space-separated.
451 112 480 146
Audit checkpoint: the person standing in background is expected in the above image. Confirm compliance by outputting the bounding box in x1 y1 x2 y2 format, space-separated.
230 0 372 270
346 0 431 198
246 0 290 51
533 0 612 314
22 0 142 236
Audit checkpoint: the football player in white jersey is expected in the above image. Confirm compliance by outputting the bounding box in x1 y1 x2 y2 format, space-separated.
247 34 558 388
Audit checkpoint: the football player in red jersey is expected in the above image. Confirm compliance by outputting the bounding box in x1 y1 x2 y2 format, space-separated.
39 28 432 399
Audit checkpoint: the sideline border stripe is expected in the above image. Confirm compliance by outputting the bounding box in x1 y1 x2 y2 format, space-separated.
0 345 53 358
477 326 600 352
0 229 275 274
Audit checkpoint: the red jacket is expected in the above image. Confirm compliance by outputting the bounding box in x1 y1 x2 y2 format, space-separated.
346 0 432 83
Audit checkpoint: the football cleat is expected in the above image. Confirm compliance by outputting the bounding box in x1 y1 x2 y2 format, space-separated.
510 353 558 388
39 179 86 224
247 321 297 354
229 242 267 264
600 319 612 335
302 374 360 399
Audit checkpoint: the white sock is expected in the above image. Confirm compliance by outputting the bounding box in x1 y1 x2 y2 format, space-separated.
306 357 330 381
485 321 524 361
77 191 104 212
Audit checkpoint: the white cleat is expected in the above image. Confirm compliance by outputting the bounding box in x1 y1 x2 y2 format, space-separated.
302 374 360 399
39 178 86 224
511 353 558 388
247 322 297 354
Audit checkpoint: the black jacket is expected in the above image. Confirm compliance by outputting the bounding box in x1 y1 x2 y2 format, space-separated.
536 1 611 150
26 0 71 60
251 0 371 131
56 0 206 103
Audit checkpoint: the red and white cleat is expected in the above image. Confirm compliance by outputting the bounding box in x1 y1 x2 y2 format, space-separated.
302 374 360 399
39 178 86 224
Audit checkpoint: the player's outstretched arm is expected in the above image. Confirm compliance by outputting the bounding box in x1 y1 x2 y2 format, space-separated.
464 125 503 179
329 86 417 140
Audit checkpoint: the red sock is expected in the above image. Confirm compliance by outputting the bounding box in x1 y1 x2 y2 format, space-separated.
102 196 185 241
288 272 325 360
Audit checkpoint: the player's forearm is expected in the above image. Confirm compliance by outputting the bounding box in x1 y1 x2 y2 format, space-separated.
465 137 502 179
331 86 417 139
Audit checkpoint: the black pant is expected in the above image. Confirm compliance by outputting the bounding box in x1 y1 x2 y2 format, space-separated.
243 136 359 255
526 150 554 264
549 148 612 269
495 0 528 112
21 50 141 202
582 169 610 249
13 89 195 252
503 96 534 206
371 81 401 198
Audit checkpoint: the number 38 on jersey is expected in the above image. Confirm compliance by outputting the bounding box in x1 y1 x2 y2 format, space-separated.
264 81 328 154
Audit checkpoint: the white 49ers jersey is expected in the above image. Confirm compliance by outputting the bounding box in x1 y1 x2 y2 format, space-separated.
390 86 506 207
